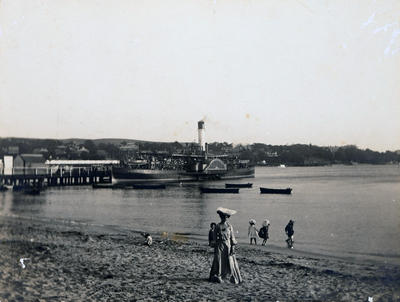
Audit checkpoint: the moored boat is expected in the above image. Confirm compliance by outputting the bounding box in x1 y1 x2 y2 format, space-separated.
92 183 115 189
225 183 253 188
260 187 292 194
92 183 166 189
23 184 42 195
200 187 239 194
112 164 254 185
24 187 41 195
132 184 166 190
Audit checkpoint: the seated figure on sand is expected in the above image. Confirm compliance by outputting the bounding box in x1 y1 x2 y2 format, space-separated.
209 207 242 284
141 233 152 246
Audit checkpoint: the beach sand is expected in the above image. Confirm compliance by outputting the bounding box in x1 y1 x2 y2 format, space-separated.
0 215 399 302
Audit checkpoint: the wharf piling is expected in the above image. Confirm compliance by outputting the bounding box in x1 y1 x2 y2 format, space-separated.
0 166 112 188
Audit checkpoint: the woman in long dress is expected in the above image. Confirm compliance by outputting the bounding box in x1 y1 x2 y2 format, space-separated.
209 207 242 284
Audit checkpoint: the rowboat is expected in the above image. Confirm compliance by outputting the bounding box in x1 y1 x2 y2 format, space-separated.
225 183 253 188
24 187 41 195
200 187 239 194
132 184 166 190
260 187 292 194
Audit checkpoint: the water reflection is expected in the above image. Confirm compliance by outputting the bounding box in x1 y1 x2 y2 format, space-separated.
0 190 46 216
121 184 209 236
0 191 10 213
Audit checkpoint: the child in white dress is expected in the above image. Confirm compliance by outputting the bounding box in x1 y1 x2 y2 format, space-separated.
248 219 258 245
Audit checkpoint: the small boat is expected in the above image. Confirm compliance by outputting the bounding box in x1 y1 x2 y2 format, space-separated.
23 185 41 195
13 185 25 192
92 183 114 189
225 183 253 188
260 187 292 194
132 184 166 190
24 187 41 195
200 187 239 194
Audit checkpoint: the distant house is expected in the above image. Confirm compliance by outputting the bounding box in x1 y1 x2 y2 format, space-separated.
7 146 19 155
96 150 108 159
266 152 278 158
119 143 138 152
13 154 46 175
33 148 49 156
55 146 67 158
78 146 89 154
2 156 13 175
156 151 169 155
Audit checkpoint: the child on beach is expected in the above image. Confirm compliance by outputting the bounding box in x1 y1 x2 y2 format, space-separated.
248 219 258 245
209 222 216 247
285 220 294 248
142 233 153 246
258 220 270 246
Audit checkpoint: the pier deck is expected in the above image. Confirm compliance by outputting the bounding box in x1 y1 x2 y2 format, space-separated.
0 166 112 187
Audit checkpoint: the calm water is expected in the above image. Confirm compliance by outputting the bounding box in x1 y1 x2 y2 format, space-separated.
1 165 399 264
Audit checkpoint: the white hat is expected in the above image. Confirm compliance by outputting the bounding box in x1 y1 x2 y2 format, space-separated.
262 220 270 226
249 219 256 225
217 207 237 216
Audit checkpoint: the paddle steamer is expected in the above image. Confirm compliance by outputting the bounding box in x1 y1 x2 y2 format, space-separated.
112 121 255 185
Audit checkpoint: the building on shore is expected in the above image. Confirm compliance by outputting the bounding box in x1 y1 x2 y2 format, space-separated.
13 154 46 175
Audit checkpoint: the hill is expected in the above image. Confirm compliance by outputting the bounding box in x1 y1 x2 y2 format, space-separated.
0 137 399 166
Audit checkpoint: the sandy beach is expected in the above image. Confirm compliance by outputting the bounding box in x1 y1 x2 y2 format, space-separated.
0 215 399 302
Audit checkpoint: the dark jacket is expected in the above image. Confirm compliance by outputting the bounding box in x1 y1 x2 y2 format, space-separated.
285 223 294 237
208 229 216 247
258 226 269 239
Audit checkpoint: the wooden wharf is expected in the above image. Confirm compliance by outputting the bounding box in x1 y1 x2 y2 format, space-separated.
0 166 112 188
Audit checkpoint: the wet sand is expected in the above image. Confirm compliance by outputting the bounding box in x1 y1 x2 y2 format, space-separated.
0 215 399 301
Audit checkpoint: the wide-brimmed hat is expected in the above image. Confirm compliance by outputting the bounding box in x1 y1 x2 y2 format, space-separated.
217 207 237 216
249 219 256 225
262 220 270 226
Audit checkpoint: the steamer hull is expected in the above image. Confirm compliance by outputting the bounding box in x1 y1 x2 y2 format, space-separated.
112 166 255 185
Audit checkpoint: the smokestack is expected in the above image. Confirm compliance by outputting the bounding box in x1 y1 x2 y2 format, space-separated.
198 120 205 151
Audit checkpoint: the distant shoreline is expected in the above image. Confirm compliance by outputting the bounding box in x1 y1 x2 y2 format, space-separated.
255 162 400 167
1 137 399 166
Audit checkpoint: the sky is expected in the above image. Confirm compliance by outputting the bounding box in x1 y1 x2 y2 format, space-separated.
0 0 399 152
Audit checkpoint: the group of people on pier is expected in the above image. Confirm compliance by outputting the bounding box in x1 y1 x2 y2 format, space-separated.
208 207 295 284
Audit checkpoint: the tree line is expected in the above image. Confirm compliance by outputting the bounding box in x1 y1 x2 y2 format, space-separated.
0 138 398 166
237 143 399 166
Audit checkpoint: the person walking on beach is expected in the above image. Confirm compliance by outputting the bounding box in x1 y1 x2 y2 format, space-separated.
208 222 216 247
285 220 295 248
258 220 270 246
248 219 258 245
209 207 242 284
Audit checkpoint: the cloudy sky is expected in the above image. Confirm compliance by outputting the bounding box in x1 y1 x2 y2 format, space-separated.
0 0 399 151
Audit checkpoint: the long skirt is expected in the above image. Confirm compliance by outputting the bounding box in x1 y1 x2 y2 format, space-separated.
209 242 242 284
